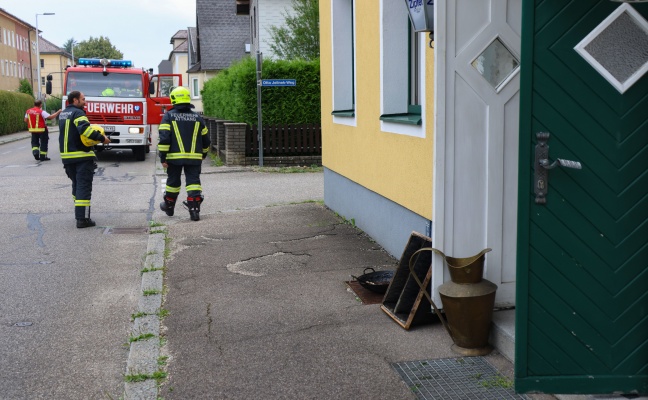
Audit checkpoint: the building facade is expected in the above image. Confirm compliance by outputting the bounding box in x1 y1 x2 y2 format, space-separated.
248 0 293 60
39 36 72 98
0 8 36 94
322 0 648 395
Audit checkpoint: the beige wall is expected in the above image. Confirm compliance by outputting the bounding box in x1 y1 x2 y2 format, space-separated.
41 53 72 97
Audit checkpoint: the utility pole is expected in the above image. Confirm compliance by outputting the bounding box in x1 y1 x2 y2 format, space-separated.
35 12 55 99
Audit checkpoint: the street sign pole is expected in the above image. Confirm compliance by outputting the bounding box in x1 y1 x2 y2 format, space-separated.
256 51 263 167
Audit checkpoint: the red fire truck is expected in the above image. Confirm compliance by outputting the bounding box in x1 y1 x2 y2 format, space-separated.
53 58 182 161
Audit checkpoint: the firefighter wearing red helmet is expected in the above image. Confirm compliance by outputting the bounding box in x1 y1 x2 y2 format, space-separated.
158 86 211 221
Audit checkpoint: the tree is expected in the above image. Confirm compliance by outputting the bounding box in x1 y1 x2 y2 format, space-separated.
18 79 34 97
63 38 77 55
268 0 319 61
74 36 123 60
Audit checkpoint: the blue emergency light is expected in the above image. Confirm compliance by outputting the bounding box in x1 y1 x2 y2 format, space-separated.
78 58 133 67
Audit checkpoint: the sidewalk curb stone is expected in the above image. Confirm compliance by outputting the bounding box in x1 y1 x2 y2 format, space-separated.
124 231 166 399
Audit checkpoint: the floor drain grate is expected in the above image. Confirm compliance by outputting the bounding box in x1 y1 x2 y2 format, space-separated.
103 227 149 234
392 356 529 400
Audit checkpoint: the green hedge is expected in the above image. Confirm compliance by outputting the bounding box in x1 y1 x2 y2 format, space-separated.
202 57 320 125
0 91 34 136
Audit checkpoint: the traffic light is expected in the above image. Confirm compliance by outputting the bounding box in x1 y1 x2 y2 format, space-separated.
46 74 52 95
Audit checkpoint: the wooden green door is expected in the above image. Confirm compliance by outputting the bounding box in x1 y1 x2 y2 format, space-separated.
515 0 648 394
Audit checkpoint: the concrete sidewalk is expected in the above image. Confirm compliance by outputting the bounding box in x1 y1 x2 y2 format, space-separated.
146 161 533 400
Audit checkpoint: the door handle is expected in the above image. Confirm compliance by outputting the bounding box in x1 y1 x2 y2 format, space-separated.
534 132 582 204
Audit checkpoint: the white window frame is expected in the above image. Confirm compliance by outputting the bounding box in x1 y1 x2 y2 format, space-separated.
379 0 426 138
331 0 357 127
191 77 200 99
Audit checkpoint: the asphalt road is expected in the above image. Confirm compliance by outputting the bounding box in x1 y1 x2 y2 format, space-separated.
0 134 157 399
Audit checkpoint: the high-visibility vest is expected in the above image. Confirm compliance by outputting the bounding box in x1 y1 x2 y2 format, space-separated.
26 107 46 133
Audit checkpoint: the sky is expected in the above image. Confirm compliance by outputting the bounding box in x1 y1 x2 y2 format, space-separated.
6 0 196 72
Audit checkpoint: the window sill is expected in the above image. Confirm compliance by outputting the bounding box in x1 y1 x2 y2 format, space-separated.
379 113 421 125
331 110 355 117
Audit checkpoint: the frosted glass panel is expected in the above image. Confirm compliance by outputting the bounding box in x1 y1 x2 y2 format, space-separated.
471 38 520 90
575 4 648 93
584 12 648 84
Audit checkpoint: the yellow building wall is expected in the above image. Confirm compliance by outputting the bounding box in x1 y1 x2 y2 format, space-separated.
42 53 72 97
320 0 434 220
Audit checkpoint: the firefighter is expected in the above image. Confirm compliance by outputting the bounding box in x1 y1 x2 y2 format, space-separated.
158 87 210 221
24 99 61 161
58 91 111 228
102 87 115 96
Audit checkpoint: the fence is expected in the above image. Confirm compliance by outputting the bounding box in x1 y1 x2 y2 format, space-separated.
247 124 321 157
203 118 321 167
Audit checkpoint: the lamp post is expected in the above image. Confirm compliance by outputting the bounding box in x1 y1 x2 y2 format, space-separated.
70 40 77 66
35 12 55 99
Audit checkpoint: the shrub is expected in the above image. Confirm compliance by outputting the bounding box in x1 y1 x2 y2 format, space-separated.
202 57 320 125
0 90 35 136
18 79 33 96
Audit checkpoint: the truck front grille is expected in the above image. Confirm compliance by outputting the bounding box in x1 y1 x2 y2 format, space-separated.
88 115 123 124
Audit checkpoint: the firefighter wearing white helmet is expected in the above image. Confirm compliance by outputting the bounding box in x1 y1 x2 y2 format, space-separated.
158 87 211 221
58 91 111 228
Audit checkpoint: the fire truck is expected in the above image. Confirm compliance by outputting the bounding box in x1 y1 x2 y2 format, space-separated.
51 58 182 161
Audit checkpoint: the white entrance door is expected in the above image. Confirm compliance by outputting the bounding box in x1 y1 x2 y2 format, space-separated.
432 0 522 307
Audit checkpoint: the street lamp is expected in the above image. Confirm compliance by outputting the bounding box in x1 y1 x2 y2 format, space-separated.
35 12 55 99
71 40 77 65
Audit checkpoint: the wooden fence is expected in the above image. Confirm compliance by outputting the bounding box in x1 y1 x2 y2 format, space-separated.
246 124 321 157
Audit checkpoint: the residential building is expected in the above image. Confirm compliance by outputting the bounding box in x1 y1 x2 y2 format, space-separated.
181 0 250 115
0 8 36 93
247 0 294 60
186 26 203 111
321 0 647 395
39 36 72 98
168 30 189 94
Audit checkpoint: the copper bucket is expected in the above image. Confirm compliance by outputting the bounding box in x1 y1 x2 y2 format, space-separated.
407 247 497 356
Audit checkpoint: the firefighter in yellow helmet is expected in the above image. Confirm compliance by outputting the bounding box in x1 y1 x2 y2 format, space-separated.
58 91 111 228
158 87 210 221
102 87 115 96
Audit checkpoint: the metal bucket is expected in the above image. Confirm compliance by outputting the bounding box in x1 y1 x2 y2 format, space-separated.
437 248 497 356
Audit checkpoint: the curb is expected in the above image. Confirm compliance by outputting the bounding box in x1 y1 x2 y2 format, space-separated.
124 230 167 400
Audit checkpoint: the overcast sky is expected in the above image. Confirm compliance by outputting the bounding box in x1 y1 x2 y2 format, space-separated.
7 0 196 72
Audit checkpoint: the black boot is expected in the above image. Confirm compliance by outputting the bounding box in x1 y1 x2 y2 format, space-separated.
183 196 203 221
40 155 51 161
159 196 176 216
76 218 96 228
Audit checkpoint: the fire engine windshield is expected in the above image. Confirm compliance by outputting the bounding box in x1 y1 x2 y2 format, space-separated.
65 72 143 98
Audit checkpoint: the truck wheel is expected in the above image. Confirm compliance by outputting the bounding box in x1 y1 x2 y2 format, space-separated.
133 146 146 161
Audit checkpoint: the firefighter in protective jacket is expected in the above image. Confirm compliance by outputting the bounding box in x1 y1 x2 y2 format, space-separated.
158 86 210 221
58 91 111 228
24 99 61 161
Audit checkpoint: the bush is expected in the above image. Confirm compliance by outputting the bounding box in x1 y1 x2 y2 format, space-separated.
44 95 64 126
18 79 33 96
45 95 63 113
202 57 320 125
0 90 35 136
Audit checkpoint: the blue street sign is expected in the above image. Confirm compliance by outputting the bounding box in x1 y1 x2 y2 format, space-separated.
261 79 296 87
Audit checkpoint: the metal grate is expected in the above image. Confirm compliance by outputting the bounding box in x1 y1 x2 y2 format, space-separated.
392 356 529 400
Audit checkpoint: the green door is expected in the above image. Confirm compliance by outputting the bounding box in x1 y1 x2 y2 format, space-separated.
516 0 648 394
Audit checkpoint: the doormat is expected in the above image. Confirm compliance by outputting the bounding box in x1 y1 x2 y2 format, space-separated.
392 356 529 400
345 281 384 305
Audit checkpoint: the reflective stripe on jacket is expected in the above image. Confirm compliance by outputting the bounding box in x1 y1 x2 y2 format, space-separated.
26 107 46 133
157 105 210 165
58 105 104 164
